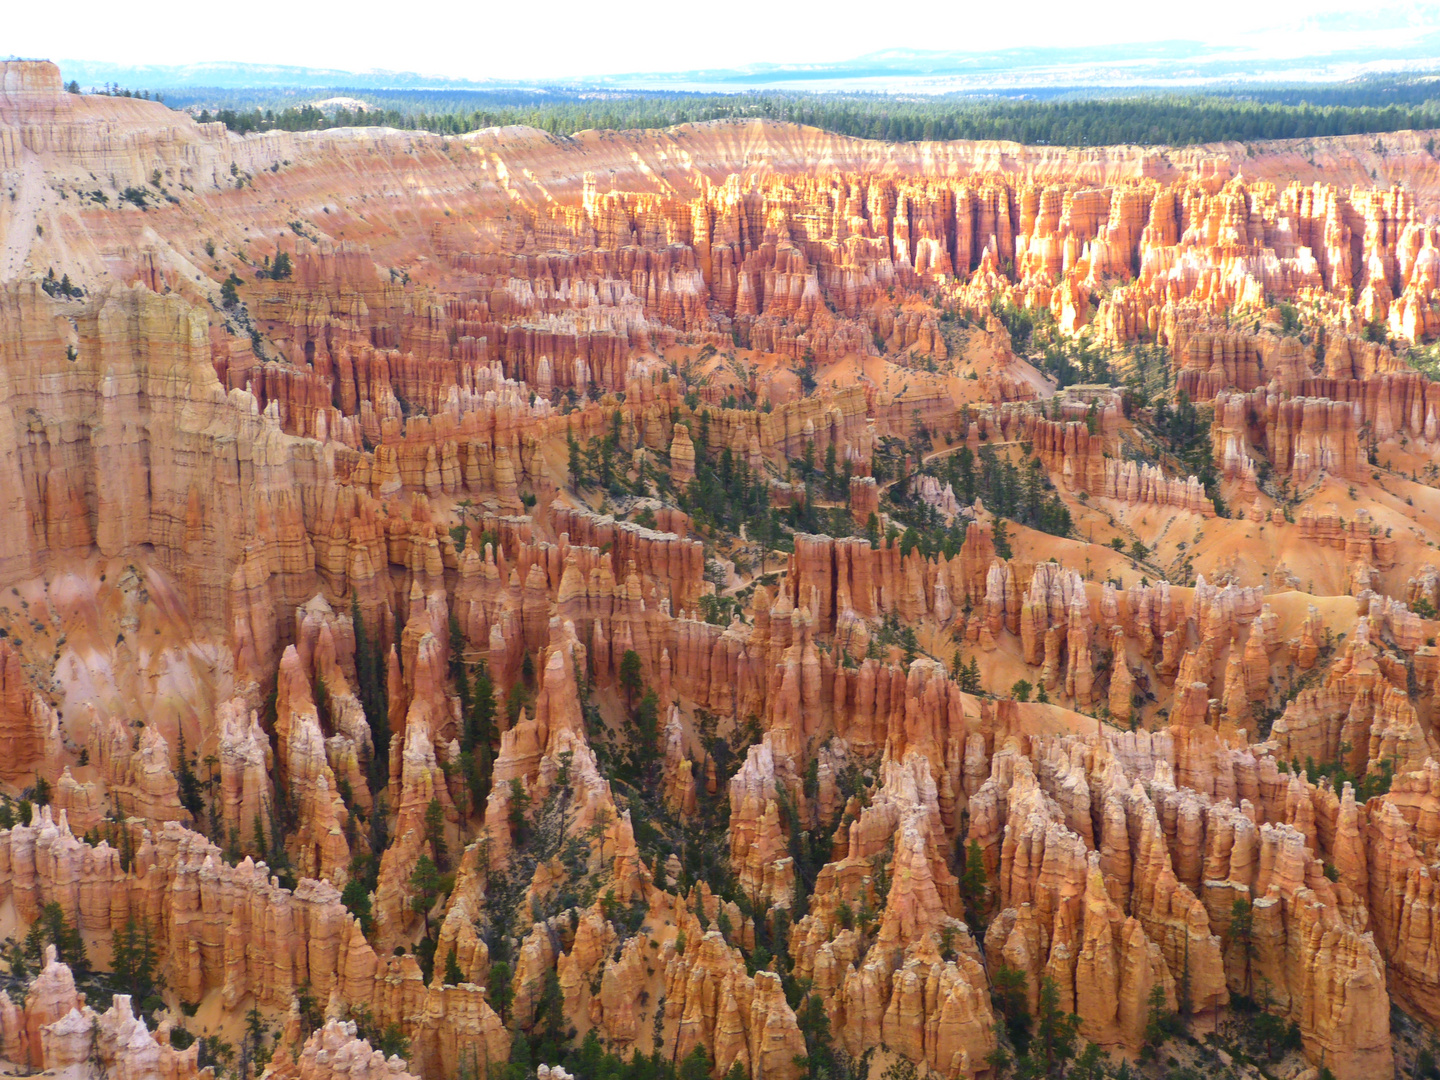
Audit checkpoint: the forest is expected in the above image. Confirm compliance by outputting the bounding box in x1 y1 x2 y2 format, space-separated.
173 77 1440 147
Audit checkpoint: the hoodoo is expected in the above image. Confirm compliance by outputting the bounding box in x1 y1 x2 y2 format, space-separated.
0 49 1439 1080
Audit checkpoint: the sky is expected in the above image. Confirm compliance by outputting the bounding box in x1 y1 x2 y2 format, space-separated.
8 0 1440 83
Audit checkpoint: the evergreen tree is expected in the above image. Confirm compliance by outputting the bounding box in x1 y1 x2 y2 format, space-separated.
957 446 977 503
993 518 1013 559
352 594 390 792
533 969 567 1062
30 902 88 977
629 690 661 782
111 916 160 999
462 662 497 814
1231 897 1254 998
176 730 204 818
964 656 982 694
424 798 448 870
1029 975 1080 1077
488 961 513 1024
503 1018 530 1080
619 649 644 707
1069 1041 1109 1080
341 878 374 936
253 809 269 859
960 839 988 929
409 855 442 936
444 947 464 986
449 612 471 689
990 964 1031 1049
598 439 614 489
1142 983 1179 1055
567 430 586 489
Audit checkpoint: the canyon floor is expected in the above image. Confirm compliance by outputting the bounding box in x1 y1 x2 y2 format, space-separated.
3 57 1440 1080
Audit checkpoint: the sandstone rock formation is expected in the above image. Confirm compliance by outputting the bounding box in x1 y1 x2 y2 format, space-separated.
0 58 1439 1080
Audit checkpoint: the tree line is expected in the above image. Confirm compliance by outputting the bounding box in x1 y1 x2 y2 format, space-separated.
188 82 1440 148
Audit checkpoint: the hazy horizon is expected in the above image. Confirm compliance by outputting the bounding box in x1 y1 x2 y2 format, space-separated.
12 0 1440 88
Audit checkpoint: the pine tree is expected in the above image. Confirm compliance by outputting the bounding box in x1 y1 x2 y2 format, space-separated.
409 855 441 936
990 964 1031 1048
503 1014 529 1080
424 798 448 870
598 439 614 488
1143 982 1177 1056
619 649 643 707
1070 1041 1109 1080
117 820 134 872
176 730 204 818
960 840 988 929
488 961 513 1024
1231 897 1254 998
112 917 135 990
134 919 157 999
341 878 374 936
460 663 496 817
680 1046 713 1080
1178 930 1192 1018
444 947 464 986
33 902 88 977
957 446 976 503
567 431 586 489
448 612 470 690
992 517 1013 560
533 969 567 1063
965 656 982 694
1030 975 1080 1076
353 593 390 792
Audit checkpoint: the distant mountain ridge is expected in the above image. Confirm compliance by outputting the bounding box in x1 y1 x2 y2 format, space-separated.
54 60 521 91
